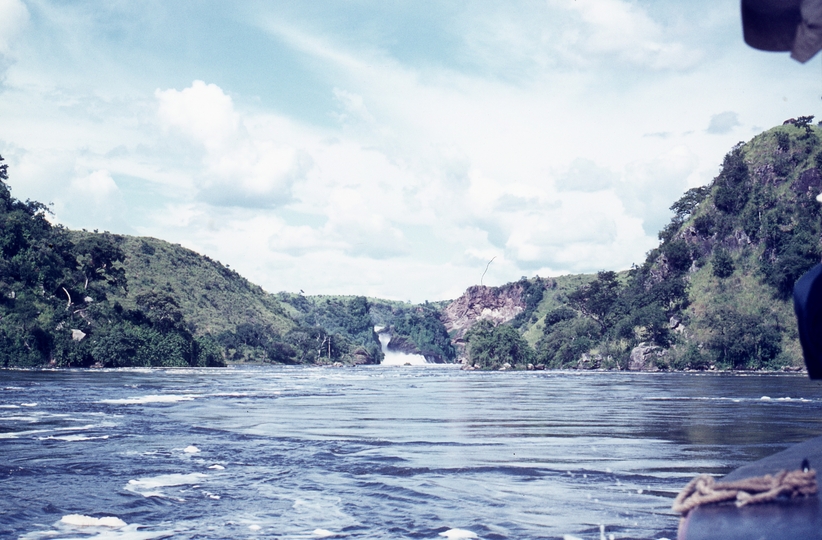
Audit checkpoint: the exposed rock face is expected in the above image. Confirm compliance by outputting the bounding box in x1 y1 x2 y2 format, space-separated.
386 334 421 355
628 342 665 371
441 282 533 362
351 347 375 365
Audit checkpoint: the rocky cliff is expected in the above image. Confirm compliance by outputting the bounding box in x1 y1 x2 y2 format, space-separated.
442 278 552 361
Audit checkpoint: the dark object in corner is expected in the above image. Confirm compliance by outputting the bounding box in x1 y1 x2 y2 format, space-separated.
680 436 822 539
794 263 822 379
741 0 822 63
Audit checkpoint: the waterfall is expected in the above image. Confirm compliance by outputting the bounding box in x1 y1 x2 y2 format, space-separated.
376 327 428 366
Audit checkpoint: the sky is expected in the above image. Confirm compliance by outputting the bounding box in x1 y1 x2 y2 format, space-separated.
1 0 821 303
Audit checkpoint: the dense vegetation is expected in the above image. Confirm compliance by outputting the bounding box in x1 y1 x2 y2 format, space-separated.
464 120 821 371
465 319 534 369
375 302 456 362
276 293 384 364
0 156 222 368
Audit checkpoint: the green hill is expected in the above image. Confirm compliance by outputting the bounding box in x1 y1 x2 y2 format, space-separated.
467 118 821 370
81 233 296 338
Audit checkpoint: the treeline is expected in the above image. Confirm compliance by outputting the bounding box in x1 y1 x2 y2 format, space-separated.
272 294 384 364
464 120 821 371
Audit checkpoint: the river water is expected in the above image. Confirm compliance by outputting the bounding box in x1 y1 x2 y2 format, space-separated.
3 367 822 540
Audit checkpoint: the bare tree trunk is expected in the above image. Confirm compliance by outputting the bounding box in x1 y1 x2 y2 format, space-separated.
62 287 72 310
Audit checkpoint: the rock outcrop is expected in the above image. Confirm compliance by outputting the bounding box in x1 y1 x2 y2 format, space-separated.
386 334 421 355
441 280 550 362
628 342 666 371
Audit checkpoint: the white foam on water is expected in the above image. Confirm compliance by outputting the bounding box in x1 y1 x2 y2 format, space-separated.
248 524 261 531
377 331 429 366
0 420 99 439
562 536 583 540
22 521 179 540
21 402 38 407
100 394 196 405
0 428 52 439
761 396 772 401
3 415 40 422
208 464 225 470
39 434 110 442
439 529 478 539
313 529 335 537
0 404 20 408
183 445 200 453
125 473 207 498
61 514 127 528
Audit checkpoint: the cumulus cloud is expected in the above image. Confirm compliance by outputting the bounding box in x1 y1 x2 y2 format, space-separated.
706 111 740 134
156 81 304 207
502 190 648 272
156 81 239 150
57 169 131 231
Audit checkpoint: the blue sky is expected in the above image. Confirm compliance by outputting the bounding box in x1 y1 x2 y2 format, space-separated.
1 0 821 302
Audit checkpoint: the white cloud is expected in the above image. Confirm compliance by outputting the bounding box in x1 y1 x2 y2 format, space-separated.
706 111 741 134
70 169 118 201
0 0 29 56
555 0 703 70
619 145 700 235
556 158 617 193
156 81 304 207
4 2 822 302
58 169 130 231
156 81 239 151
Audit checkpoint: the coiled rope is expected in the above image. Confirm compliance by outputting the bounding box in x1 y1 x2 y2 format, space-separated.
672 468 818 515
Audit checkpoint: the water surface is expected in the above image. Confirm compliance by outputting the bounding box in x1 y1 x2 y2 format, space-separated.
3 367 822 539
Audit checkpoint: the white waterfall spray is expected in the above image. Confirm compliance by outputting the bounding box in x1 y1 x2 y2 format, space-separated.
375 327 428 366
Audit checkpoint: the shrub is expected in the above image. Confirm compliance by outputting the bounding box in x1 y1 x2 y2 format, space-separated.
712 249 735 279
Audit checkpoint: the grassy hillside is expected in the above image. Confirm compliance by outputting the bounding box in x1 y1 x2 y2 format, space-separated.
0 162 225 368
81 233 296 337
519 273 597 347
478 118 821 371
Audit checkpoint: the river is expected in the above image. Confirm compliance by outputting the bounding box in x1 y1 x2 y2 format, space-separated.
2 367 822 540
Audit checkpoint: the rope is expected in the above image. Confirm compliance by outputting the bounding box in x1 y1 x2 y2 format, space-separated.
672 468 818 515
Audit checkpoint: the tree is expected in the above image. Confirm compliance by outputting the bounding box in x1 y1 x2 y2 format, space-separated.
670 186 711 221
135 291 184 330
714 145 750 214
705 307 782 369
466 319 535 369
712 249 735 279
74 235 127 294
566 271 624 332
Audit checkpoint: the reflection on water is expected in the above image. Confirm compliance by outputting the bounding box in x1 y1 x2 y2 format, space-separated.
2 368 822 539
